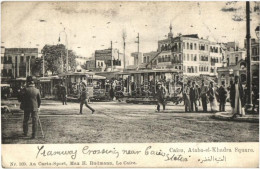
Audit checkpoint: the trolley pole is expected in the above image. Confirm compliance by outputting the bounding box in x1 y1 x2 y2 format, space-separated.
245 1 252 112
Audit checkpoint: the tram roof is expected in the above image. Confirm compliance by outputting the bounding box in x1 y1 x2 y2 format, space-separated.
59 71 95 76
38 75 61 80
117 69 181 75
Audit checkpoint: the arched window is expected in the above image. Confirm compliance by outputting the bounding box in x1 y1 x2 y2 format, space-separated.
194 54 197 61
187 54 190 61
194 43 197 50
190 43 193 50
187 43 189 49
191 54 193 61
183 54 186 61
183 42 185 49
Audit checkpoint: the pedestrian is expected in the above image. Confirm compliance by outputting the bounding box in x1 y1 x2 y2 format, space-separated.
109 85 115 100
252 84 259 113
60 84 67 105
156 82 166 112
196 84 201 106
230 76 245 117
218 81 227 112
208 81 218 112
184 81 191 112
21 76 41 139
190 81 199 112
79 81 95 114
200 80 208 112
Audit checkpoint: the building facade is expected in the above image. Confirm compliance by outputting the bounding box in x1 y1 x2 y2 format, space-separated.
1 48 38 82
137 24 225 76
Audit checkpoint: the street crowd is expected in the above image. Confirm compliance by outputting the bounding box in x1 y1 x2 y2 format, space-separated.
5 74 259 139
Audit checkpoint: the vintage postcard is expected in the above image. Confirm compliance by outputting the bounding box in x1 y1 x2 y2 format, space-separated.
1 1 259 168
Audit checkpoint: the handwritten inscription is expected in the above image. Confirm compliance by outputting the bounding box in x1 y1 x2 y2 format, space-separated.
30 145 257 167
36 145 77 159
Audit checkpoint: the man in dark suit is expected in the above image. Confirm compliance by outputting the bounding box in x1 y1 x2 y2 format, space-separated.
156 82 166 112
22 76 41 139
60 84 67 105
190 81 199 112
218 81 227 112
79 81 95 114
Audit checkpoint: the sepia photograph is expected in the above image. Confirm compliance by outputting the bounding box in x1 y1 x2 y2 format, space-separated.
1 2 259 167
1 1 259 144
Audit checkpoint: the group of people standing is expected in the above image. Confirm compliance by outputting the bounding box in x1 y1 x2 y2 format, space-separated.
182 76 249 117
183 80 220 113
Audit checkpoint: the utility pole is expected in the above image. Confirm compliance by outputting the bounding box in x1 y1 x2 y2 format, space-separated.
122 29 127 69
135 33 140 65
111 41 113 71
245 1 252 112
137 33 140 54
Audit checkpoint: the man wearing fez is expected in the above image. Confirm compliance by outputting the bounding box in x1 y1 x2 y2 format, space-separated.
22 76 41 139
79 81 95 114
218 81 228 112
190 81 199 112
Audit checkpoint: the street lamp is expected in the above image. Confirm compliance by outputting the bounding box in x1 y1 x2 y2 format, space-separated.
245 1 252 112
255 26 260 39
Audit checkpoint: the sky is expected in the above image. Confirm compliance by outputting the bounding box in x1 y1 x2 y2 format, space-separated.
1 1 260 61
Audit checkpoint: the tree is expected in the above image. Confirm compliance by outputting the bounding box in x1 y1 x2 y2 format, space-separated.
41 44 77 75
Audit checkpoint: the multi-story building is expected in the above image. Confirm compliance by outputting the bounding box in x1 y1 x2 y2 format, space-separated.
136 24 224 76
251 38 259 61
221 42 246 67
84 48 123 72
1 48 38 82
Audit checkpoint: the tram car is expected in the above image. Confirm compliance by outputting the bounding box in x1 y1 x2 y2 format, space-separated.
114 68 183 104
59 72 107 101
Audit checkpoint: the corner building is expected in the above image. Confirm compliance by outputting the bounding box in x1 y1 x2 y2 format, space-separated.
147 24 224 77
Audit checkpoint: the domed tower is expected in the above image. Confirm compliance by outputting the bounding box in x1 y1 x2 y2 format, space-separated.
168 23 173 38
